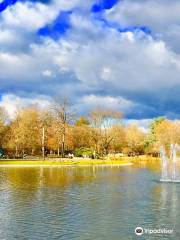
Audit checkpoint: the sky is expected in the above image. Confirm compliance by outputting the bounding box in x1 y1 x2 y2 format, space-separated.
0 0 180 127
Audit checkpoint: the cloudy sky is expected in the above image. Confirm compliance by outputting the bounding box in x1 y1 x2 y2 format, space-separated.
0 0 180 125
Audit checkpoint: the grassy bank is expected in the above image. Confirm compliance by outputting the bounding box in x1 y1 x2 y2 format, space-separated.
128 156 160 162
0 158 132 167
0 156 160 167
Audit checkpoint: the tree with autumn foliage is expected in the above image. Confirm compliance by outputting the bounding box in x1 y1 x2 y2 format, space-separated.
52 97 75 157
124 124 146 156
1 97 180 159
7 108 41 156
89 108 122 155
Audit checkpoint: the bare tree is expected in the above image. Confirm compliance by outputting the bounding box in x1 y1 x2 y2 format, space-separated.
52 97 75 157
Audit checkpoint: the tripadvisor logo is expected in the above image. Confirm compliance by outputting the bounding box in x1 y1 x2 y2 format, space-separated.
135 227 143 236
135 226 174 236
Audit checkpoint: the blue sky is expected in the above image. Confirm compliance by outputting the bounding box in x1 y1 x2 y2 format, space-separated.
0 0 180 124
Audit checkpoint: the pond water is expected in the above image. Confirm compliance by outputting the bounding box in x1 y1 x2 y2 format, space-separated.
0 163 179 240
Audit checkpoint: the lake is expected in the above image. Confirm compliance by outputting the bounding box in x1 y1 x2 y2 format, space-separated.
0 163 179 239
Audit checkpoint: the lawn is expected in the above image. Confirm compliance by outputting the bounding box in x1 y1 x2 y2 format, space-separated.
0 158 132 166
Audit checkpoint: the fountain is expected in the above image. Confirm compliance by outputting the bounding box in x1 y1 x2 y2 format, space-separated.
160 144 180 182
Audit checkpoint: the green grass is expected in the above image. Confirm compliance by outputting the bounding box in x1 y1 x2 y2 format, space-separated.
0 158 132 166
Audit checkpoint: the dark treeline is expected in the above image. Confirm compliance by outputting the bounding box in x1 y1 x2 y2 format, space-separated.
0 98 178 158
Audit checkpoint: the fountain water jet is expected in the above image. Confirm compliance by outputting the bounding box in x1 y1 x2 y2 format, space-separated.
160 144 180 182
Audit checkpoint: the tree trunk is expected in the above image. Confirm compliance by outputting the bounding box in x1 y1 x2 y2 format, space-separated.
31 148 34 156
62 124 65 158
62 133 65 158
105 146 109 156
42 127 45 160
15 146 18 157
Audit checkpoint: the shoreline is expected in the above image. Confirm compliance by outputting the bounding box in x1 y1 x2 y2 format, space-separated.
0 159 133 167
0 156 159 167
0 163 133 168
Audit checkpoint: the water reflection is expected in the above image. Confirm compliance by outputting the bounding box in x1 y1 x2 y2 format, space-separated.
0 164 179 239
152 183 180 232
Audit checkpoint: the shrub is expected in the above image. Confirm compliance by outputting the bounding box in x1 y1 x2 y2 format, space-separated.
74 147 94 158
47 154 61 158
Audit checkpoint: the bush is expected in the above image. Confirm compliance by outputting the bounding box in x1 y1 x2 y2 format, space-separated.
0 148 5 158
47 154 61 158
74 147 94 158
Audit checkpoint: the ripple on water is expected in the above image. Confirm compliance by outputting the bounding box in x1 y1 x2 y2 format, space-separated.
0 166 179 239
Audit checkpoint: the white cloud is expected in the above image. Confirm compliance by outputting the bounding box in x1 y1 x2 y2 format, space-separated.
105 0 180 31
0 29 14 43
104 0 180 53
54 25 180 92
0 94 51 119
101 67 112 80
1 2 58 31
0 0 95 32
42 69 54 77
1 0 180 119
78 95 135 114
125 118 152 132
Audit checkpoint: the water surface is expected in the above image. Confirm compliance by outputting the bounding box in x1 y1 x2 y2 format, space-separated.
0 163 179 239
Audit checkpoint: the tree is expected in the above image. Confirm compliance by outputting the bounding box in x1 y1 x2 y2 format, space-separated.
143 117 166 155
154 120 174 148
125 124 146 156
52 97 75 157
39 110 54 158
149 117 165 142
46 120 60 154
73 124 91 149
90 108 122 155
7 108 41 156
172 121 180 145
73 116 91 149
110 124 126 153
0 107 9 149
75 117 90 126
